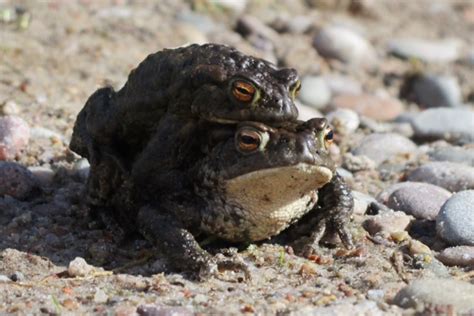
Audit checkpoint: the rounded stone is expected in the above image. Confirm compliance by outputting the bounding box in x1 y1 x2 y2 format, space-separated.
411 75 462 108
393 278 474 314
313 25 377 68
388 38 463 63
352 133 418 165
428 146 474 166
436 190 474 246
326 109 360 134
322 74 362 96
73 158 90 182
411 108 474 144
386 183 451 220
68 257 95 277
363 211 412 235
0 162 40 200
28 166 55 187
331 94 404 121
437 246 474 267
0 115 30 160
299 76 332 109
407 162 474 192
352 191 376 216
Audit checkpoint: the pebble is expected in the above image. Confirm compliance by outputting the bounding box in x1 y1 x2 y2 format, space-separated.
0 100 20 115
176 11 217 33
213 0 247 15
388 38 463 63
352 133 418 165
0 115 30 160
322 74 362 96
363 211 412 235
407 162 474 192
137 305 193 316
297 301 399 315
175 24 208 45
68 257 95 277
436 190 474 246
330 94 404 121
367 289 385 301
437 246 474 267
93 289 108 304
28 166 55 187
279 38 321 74
342 153 376 171
386 183 451 220
0 162 40 200
30 126 65 143
73 158 90 182
326 109 360 135
298 76 332 110
352 190 377 215
235 16 279 51
410 108 474 144
410 74 462 108
427 146 474 166
408 239 431 256
284 15 313 34
313 25 377 68
393 278 474 314
115 274 150 291
10 271 25 282
96 7 131 19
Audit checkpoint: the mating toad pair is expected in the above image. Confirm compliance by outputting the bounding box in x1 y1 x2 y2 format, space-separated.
70 44 353 279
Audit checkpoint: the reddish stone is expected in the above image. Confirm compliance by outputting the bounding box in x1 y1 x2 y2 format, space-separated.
0 116 30 160
331 94 404 121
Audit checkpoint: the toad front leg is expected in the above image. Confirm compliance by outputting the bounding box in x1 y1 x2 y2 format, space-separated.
285 173 354 256
137 206 249 280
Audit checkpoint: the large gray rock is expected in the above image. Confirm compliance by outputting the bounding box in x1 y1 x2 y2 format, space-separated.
386 182 451 220
352 133 418 165
407 162 474 192
411 75 462 108
410 108 474 144
388 38 463 63
394 278 474 314
437 190 474 246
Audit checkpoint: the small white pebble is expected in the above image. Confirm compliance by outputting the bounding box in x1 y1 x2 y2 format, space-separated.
68 257 94 277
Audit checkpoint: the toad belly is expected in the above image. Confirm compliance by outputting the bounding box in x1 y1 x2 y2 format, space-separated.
200 163 333 242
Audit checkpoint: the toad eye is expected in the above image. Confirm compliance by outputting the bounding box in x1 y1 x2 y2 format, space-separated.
290 80 301 100
324 129 334 148
231 80 257 103
235 128 269 153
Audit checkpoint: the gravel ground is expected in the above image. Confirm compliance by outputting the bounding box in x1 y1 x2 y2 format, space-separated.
1 0 473 315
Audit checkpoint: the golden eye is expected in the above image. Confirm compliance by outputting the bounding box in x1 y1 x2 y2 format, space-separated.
324 129 334 148
232 80 256 103
237 129 261 152
290 80 301 100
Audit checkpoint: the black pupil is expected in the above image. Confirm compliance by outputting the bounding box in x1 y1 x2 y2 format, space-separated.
240 135 259 145
236 86 251 95
325 130 333 140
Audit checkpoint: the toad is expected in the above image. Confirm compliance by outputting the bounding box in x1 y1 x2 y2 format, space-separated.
70 44 302 210
74 117 353 278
